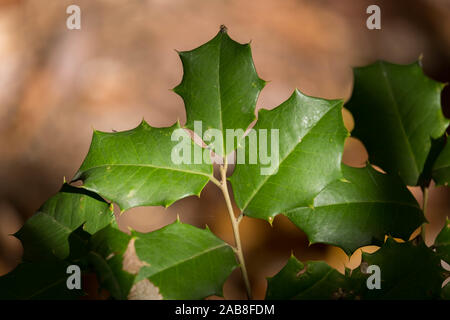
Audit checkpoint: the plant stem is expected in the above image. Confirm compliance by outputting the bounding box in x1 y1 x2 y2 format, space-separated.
421 186 429 241
218 157 252 300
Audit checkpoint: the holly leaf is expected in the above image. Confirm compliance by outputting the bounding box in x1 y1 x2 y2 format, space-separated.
73 121 212 211
230 90 348 221
267 238 446 300
0 259 84 300
0 225 136 300
346 61 449 186
265 257 359 300
354 238 445 299
434 218 450 264
15 184 114 261
286 164 425 254
131 221 238 299
173 26 265 156
433 140 450 186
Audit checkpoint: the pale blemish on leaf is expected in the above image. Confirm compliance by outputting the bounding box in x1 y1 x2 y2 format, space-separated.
123 238 149 274
296 265 307 277
106 253 115 260
128 279 163 300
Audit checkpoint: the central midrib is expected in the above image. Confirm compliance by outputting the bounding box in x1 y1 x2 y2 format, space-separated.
241 101 342 211
26 277 67 299
79 163 213 179
217 33 225 155
433 163 450 171
285 199 421 214
140 243 229 278
378 62 419 178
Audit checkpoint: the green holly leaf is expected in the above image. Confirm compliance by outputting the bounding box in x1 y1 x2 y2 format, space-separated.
355 238 445 299
173 26 265 156
286 164 425 254
0 259 83 300
433 140 450 186
15 184 114 261
87 225 136 300
265 257 359 300
132 221 238 299
230 90 348 221
73 121 212 211
346 61 449 186
435 218 450 264
267 238 446 300
1 222 135 300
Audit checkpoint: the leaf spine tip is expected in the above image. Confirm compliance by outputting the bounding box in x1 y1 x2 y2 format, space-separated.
439 82 449 90
417 53 424 64
178 50 188 57
219 24 228 33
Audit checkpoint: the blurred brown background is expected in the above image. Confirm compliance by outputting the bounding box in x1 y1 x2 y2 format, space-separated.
0 0 449 299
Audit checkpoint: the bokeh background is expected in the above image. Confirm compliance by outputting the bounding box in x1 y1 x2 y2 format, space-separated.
0 0 449 299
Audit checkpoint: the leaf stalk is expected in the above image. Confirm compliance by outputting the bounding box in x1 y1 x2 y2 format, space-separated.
218 157 252 299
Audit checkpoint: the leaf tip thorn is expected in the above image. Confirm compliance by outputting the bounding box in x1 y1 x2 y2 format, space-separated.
219 25 228 33
417 53 424 64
